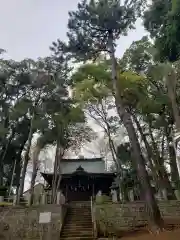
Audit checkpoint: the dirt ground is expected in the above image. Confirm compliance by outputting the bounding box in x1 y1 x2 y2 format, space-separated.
121 229 180 240
98 218 180 239
120 218 180 240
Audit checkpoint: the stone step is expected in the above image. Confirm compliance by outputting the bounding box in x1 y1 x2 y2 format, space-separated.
65 221 92 225
60 237 93 240
64 224 92 228
61 235 93 239
69 208 91 211
66 217 92 221
65 222 92 225
64 222 92 225
61 236 93 239
61 204 93 240
67 216 91 219
62 228 92 232
67 213 91 216
61 231 92 237
62 227 92 232
66 217 92 220
69 207 91 209
67 212 91 216
68 210 91 212
62 224 92 228
68 214 91 217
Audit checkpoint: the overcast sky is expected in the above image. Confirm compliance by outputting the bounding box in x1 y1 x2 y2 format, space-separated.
0 0 147 61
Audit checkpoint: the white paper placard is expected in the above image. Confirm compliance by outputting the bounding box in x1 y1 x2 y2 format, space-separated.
39 212 51 224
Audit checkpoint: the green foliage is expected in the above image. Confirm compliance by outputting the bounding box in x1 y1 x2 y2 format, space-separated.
52 0 146 61
120 36 154 73
143 0 171 38
73 61 147 110
72 62 121 137
117 71 147 108
0 54 94 188
144 0 180 62
117 142 131 167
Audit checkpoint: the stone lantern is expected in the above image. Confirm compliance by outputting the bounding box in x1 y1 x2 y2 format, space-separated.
110 182 118 203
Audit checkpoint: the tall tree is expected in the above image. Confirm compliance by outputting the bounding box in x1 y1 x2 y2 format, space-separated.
16 60 52 204
51 0 163 230
0 59 34 186
144 1 180 163
120 37 179 198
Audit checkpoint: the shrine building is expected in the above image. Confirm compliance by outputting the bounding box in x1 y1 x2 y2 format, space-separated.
41 157 115 202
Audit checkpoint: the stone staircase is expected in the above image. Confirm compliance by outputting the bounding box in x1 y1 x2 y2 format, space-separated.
60 201 93 240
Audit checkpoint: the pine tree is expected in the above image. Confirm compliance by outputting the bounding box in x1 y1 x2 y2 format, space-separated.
51 0 163 230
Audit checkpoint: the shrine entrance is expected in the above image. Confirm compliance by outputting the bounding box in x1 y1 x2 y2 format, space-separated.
61 166 94 201
66 175 93 201
41 165 115 202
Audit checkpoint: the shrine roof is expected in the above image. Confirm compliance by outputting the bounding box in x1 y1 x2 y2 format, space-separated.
60 157 103 162
41 171 115 184
41 171 115 178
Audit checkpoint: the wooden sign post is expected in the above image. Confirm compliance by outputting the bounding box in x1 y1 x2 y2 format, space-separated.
39 212 52 240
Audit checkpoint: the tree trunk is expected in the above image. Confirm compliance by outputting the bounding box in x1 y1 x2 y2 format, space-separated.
0 130 15 185
52 143 64 204
133 114 175 199
52 140 61 203
166 71 180 130
52 145 58 203
148 122 176 199
166 131 180 191
0 162 3 185
165 70 180 178
16 115 34 204
8 158 17 199
0 112 9 185
15 158 22 199
108 34 163 230
28 144 41 206
28 164 38 206
132 113 158 182
105 124 122 171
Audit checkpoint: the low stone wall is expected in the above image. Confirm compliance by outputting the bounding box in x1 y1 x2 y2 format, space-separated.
0 204 67 240
94 201 180 236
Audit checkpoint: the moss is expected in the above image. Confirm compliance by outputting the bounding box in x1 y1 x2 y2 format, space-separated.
95 195 111 204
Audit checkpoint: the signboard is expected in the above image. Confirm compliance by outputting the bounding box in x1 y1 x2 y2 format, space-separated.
39 212 52 224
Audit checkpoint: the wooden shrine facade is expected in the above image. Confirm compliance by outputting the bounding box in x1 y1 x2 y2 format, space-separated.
41 165 115 201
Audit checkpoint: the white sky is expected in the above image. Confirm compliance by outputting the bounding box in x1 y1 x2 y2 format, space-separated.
0 0 147 61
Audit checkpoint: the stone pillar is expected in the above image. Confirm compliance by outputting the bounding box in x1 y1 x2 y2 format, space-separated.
0 196 4 202
111 189 118 203
27 194 31 206
57 191 61 204
41 193 46 205
13 195 17 205
60 192 65 204
95 190 102 203
56 191 65 204
119 189 122 201
97 190 102 196
162 189 168 200
129 189 134 201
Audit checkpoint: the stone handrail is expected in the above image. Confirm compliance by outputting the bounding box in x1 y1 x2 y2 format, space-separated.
91 196 98 239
